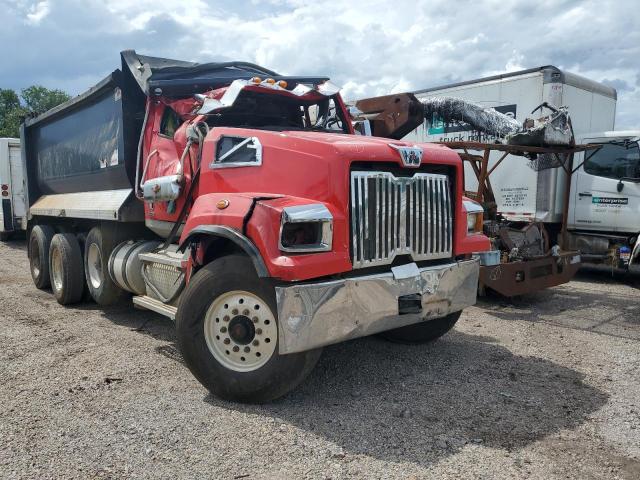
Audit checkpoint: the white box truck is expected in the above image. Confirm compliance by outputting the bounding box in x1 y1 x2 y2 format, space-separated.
398 67 640 271
404 66 618 224
0 138 27 240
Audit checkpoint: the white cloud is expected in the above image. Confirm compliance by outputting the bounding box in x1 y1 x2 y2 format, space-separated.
1 0 638 128
26 1 50 25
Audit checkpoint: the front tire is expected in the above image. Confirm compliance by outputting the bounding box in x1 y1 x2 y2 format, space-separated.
49 233 85 305
379 311 462 344
176 255 322 403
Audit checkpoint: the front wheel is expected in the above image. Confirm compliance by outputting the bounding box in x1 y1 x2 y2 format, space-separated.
379 311 462 344
175 255 322 403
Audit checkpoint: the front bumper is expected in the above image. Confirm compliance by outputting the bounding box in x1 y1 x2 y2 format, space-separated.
275 258 479 354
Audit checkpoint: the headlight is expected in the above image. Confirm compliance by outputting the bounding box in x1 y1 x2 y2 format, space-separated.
463 200 484 234
279 204 333 252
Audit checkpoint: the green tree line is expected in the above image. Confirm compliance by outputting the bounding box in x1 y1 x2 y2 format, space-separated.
0 86 71 138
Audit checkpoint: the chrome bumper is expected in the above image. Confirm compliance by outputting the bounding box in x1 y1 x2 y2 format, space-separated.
275 258 479 354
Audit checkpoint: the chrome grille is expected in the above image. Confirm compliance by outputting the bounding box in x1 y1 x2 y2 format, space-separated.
350 171 453 268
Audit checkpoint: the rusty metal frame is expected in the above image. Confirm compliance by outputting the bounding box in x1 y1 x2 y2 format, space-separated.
479 251 581 297
441 141 600 297
440 141 599 244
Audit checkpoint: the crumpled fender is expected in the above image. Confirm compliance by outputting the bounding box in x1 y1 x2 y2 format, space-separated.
246 196 351 281
179 192 273 277
179 193 351 281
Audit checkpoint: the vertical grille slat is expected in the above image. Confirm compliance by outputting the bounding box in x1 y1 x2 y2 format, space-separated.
350 171 453 269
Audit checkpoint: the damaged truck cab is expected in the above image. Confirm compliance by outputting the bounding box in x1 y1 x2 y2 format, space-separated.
22 51 489 402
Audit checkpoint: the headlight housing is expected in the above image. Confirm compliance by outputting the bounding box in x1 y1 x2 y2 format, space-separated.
463 200 484 234
279 204 333 252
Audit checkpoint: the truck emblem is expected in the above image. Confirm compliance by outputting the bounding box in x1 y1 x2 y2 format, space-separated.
388 144 422 167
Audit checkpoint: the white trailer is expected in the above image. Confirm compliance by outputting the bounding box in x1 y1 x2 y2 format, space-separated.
404 66 617 224
0 138 27 240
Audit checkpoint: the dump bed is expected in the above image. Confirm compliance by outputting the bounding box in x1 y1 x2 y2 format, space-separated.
22 72 135 198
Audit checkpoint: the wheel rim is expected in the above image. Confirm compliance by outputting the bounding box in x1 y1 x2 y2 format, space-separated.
204 290 277 372
51 247 63 292
30 236 41 278
87 243 103 290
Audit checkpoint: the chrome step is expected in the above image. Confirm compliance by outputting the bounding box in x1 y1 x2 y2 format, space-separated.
133 295 177 320
138 248 186 269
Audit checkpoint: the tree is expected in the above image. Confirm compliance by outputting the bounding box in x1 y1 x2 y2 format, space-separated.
0 86 71 138
0 89 23 138
21 86 70 115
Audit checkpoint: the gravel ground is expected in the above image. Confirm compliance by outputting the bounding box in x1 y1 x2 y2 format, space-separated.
1 237 640 479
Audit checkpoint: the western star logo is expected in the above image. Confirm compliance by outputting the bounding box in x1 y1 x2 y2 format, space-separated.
592 197 628 205
388 144 423 168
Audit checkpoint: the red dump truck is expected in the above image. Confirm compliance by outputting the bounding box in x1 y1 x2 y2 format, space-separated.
21 51 489 402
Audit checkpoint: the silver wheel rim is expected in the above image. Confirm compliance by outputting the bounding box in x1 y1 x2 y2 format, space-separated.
51 247 63 292
87 243 103 290
204 290 277 372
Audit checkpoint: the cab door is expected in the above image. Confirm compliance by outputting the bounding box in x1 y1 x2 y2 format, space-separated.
143 104 184 224
569 137 640 233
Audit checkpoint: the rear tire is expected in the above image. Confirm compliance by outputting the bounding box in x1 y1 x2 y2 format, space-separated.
28 225 55 289
176 254 322 403
49 233 85 305
84 226 127 305
379 311 462 344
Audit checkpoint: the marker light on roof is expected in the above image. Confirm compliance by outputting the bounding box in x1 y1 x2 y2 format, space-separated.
250 77 262 84
264 78 276 85
277 80 288 89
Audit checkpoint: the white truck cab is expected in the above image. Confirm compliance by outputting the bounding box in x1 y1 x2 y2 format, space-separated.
568 131 640 270
0 138 27 240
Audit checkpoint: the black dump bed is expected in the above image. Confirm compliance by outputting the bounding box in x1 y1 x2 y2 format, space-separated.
22 71 135 199
21 50 326 208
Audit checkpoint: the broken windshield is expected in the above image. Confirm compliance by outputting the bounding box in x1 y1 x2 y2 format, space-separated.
204 89 350 133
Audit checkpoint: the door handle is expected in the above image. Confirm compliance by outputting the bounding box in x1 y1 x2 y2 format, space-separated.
578 192 592 197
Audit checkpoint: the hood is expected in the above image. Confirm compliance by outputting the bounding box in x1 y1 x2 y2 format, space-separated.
273 130 459 163
207 127 460 167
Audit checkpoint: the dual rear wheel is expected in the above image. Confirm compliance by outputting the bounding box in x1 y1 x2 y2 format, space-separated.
28 224 125 306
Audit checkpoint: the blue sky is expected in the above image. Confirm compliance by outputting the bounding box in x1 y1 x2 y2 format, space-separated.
2 0 639 129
